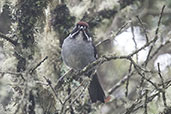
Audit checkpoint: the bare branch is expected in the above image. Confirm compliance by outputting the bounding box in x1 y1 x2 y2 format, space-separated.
0 71 25 81
131 22 138 63
60 79 87 114
124 79 171 114
144 90 148 114
157 63 167 107
136 16 149 43
29 56 48 74
147 40 171 63
43 76 63 105
144 5 166 66
0 32 18 46
56 69 74 86
108 71 135 95
125 62 132 97
95 23 128 47
155 5 166 36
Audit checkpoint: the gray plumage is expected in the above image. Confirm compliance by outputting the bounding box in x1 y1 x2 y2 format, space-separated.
61 23 105 103
62 31 96 70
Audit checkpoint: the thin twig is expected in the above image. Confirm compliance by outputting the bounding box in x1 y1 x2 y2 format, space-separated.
155 5 166 36
125 77 171 114
144 44 154 66
56 69 73 86
144 5 166 66
0 71 25 81
60 70 96 114
130 57 161 91
144 90 148 114
60 80 86 114
125 62 132 97
136 16 149 43
115 23 129 36
131 22 138 63
157 63 167 107
29 56 48 74
147 40 170 63
64 80 85 103
124 92 160 114
0 71 21 76
108 71 135 95
43 76 63 105
124 78 171 114
0 32 18 46
95 23 128 47
69 81 89 106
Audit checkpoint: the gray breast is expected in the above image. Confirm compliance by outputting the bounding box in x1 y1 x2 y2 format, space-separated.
61 34 96 70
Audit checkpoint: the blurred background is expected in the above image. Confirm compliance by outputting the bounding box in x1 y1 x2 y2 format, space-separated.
0 0 171 114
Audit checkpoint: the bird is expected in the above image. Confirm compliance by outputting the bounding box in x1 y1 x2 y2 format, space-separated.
61 21 106 103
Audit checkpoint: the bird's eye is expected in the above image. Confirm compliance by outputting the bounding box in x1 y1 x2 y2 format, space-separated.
80 25 84 29
77 24 81 28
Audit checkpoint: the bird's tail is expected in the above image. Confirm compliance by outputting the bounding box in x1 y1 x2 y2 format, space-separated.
88 73 105 103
